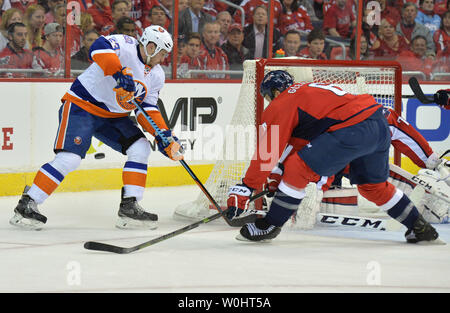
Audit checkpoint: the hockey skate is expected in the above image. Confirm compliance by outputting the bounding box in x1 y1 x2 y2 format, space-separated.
405 215 445 245
116 188 158 230
9 186 47 230
236 218 281 242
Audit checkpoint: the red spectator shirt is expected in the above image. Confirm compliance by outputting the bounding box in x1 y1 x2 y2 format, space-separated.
178 54 204 78
10 0 37 13
233 0 282 27
32 47 64 74
242 82 381 189
298 47 327 59
0 44 33 77
198 45 229 79
87 5 114 34
278 7 313 35
323 3 355 37
373 36 410 58
381 6 401 26
397 50 434 78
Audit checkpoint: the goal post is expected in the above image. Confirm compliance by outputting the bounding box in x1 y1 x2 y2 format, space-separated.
174 58 404 220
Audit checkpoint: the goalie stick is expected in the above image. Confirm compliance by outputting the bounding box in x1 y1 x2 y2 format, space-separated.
129 98 242 227
83 191 268 254
408 77 435 104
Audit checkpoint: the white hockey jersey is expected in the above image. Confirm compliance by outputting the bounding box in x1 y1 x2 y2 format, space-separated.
63 34 164 119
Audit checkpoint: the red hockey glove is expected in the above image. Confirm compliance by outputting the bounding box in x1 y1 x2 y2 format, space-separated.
434 89 450 110
265 163 284 198
226 183 253 219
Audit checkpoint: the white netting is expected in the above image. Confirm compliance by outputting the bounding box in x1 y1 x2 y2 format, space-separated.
173 59 399 220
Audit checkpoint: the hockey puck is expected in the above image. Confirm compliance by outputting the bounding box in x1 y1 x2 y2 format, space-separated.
94 153 105 159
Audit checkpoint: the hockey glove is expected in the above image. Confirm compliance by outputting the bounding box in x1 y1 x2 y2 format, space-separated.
155 130 184 161
434 89 450 110
265 163 284 197
226 183 253 220
113 67 135 105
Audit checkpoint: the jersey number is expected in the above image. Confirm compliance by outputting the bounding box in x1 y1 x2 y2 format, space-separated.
308 83 348 96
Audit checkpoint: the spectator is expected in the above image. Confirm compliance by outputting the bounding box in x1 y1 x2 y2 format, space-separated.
10 0 36 14
0 22 33 77
416 0 442 34
398 35 434 77
126 0 144 23
233 0 282 28
0 8 23 51
372 17 411 58
178 0 214 42
349 34 371 60
142 0 173 34
71 29 99 70
323 0 356 38
199 21 229 79
278 0 313 35
80 12 96 34
44 0 63 23
112 16 137 38
179 0 189 13
216 10 232 46
242 5 282 58
396 2 436 56
142 5 170 31
282 29 302 56
221 23 249 76
32 22 64 75
87 0 113 34
372 0 402 27
433 10 450 55
24 4 45 48
177 32 203 78
112 0 130 24
299 28 327 59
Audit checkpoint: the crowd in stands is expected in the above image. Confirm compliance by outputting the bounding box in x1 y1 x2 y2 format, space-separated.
0 0 448 79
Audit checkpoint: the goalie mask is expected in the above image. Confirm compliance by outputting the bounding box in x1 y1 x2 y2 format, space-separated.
139 25 173 63
260 70 294 100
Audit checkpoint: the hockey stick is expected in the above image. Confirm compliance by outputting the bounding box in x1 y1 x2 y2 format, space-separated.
83 191 268 254
129 98 241 227
408 77 435 104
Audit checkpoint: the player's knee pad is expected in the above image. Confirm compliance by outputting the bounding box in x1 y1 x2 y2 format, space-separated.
126 137 151 163
50 151 82 176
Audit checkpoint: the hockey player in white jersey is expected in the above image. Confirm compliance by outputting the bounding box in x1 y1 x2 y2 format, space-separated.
10 25 184 230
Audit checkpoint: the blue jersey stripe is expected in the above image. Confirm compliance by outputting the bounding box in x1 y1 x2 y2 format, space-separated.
70 79 111 112
89 36 114 62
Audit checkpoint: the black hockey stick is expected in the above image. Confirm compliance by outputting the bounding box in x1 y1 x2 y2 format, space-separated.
83 191 268 254
129 98 244 227
408 77 435 104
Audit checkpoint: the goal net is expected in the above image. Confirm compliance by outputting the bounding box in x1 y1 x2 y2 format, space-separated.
174 58 403 221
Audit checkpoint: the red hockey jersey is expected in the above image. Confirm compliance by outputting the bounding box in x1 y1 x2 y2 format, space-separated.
243 83 381 189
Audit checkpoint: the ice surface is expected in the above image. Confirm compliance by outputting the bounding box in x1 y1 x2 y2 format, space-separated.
1 185 449 293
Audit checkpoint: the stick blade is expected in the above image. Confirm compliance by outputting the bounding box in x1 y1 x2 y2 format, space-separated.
408 77 434 104
84 241 130 254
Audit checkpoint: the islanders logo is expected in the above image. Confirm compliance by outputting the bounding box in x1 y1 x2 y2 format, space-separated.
116 80 148 110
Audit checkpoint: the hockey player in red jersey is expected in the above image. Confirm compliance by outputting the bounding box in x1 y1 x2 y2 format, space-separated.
227 70 441 244
10 25 184 231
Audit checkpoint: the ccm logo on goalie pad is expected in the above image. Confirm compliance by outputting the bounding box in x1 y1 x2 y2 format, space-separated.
228 186 251 196
319 214 386 231
410 175 450 201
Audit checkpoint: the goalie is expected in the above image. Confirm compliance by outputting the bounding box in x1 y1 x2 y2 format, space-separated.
226 70 441 244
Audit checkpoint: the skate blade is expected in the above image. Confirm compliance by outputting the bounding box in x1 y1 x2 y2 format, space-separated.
115 217 158 230
235 233 273 243
9 213 44 231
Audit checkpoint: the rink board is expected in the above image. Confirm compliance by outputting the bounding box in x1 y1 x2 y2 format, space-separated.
0 82 449 196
